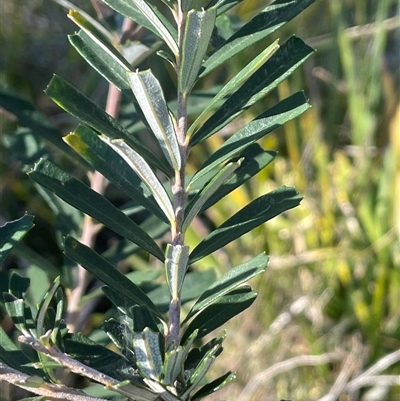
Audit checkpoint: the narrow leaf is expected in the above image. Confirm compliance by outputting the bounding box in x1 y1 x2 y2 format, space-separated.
180 8 217 94
45 75 173 176
191 36 314 146
190 186 303 264
128 70 181 170
200 0 316 77
182 287 257 342
161 346 185 385
184 253 268 322
100 137 175 227
165 244 190 300
0 214 34 264
192 91 310 183
131 0 178 55
199 144 277 212
188 39 279 137
183 159 242 232
29 159 164 261
64 236 163 319
101 0 177 45
133 328 163 380
64 125 167 223
192 371 236 400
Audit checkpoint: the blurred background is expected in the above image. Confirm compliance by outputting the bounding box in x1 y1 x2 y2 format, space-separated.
1 0 399 400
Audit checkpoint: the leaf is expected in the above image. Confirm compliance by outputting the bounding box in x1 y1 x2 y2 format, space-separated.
199 144 276 212
188 39 279 137
183 159 242 232
131 0 178 55
63 333 143 383
0 88 72 158
127 70 181 170
179 8 217 94
184 253 268 323
101 0 178 45
0 214 34 264
200 0 316 77
215 0 245 15
190 36 314 146
100 137 175 227
192 371 236 400
29 159 164 260
190 186 303 263
165 244 190 300
45 75 173 177
181 287 257 342
133 328 163 380
64 236 163 320
192 91 310 183
161 345 185 385
65 125 167 223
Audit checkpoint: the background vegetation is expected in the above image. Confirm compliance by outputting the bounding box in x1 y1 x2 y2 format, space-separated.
1 0 399 400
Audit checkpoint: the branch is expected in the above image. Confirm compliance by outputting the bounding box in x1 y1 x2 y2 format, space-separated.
0 362 106 401
237 352 343 401
18 335 120 387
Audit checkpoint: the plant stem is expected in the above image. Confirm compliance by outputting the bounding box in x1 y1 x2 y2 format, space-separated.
167 0 188 345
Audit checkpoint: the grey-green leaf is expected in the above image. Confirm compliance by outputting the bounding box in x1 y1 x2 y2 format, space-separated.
191 91 311 183
64 125 167 223
45 74 173 177
0 214 34 264
190 186 303 264
183 159 242 232
64 236 163 319
200 0 316 78
179 8 217 94
165 244 190 300
188 39 279 137
100 137 175 226
29 159 164 261
127 70 181 170
182 287 256 342
183 253 268 323
190 36 314 146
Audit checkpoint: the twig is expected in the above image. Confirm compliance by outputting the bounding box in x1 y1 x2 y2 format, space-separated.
0 362 106 401
237 353 343 401
18 335 120 387
317 334 364 401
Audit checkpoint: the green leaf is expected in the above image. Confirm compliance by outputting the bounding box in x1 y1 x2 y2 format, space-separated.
182 287 257 342
101 0 178 45
190 36 314 145
130 305 161 333
29 159 164 260
192 92 310 183
133 327 163 380
36 277 61 337
0 327 41 377
183 159 242 232
188 39 279 137
199 144 276 212
131 0 178 55
165 244 190 300
192 371 236 400
0 214 34 264
100 137 175 227
161 345 185 385
184 253 268 323
127 70 181 170
45 75 173 177
190 186 303 263
184 330 225 368
215 0 245 15
103 319 135 356
200 0 316 77
179 8 217 94
64 236 163 320
65 125 167 223
63 333 143 383
0 88 72 159
181 344 220 398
